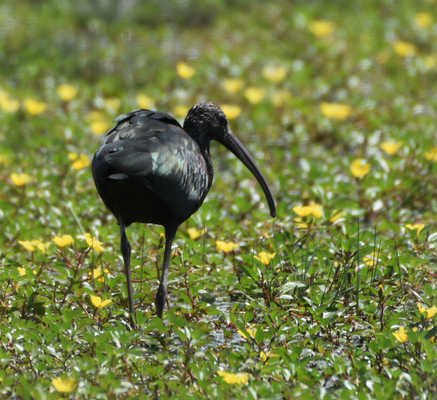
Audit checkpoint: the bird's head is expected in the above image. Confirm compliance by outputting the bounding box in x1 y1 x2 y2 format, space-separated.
184 102 276 218
183 101 230 144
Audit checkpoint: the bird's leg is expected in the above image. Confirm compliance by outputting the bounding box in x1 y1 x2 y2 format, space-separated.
155 224 178 319
119 217 136 329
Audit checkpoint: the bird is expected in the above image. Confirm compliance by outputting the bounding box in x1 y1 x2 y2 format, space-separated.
92 101 276 328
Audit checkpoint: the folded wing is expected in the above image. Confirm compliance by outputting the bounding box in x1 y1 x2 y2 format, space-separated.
92 109 210 225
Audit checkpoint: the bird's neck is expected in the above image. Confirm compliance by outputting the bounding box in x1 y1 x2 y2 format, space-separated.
202 145 214 191
184 124 214 191
197 138 214 191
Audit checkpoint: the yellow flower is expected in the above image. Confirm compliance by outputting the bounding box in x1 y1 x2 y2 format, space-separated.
293 202 323 218
220 104 242 120
254 251 277 265
88 111 110 135
136 94 154 109
34 240 46 253
52 235 75 247
93 267 110 283
56 84 78 102
425 147 437 161
363 252 378 267
393 326 409 343
187 227 206 240
0 91 20 113
23 98 47 115
415 12 433 29
52 377 77 393
223 79 244 94
18 239 46 253
260 351 270 361
310 202 323 218
330 210 346 223
177 62 195 79
418 303 437 319
293 205 313 217
17 267 36 276
428 306 437 319
71 154 91 170
320 102 352 120
271 90 291 107
405 223 425 237
237 328 255 340
244 87 266 104
10 172 31 187
380 141 403 155
172 105 189 118
91 120 110 135
68 152 78 161
309 20 335 38
423 55 437 69
260 351 278 361
216 240 239 253
262 65 287 83
350 159 371 178
394 40 417 57
217 371 249 385
18 241 36 252
84 233 104 253
90 294 112 309
293 217 309 229
93 269 103 280
103 98 121 112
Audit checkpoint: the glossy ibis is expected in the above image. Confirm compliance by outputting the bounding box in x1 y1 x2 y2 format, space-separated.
92 102 276 327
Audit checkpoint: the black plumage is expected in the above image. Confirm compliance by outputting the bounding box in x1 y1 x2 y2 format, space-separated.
92 102 276 327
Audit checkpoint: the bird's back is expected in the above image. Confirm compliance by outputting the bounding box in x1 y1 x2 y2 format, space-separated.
92 109 210 227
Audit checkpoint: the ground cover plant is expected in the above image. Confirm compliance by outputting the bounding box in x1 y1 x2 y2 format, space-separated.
0 0 436 398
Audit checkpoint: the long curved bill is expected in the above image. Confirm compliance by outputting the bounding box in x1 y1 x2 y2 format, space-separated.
218 127 276 218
